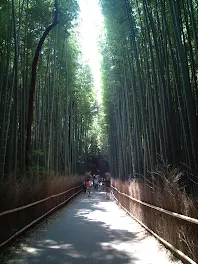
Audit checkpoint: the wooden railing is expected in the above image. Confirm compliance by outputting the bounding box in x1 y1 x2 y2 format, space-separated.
0 184 82 248
112 185 197 264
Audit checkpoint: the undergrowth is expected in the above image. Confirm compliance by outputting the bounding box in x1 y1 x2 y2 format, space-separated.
0 173 85 246
113 165 198 263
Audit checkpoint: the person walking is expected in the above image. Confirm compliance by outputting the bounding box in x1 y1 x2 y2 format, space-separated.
93 176 99 190
105 173 111 199
83 180 86 193
86 180 91 197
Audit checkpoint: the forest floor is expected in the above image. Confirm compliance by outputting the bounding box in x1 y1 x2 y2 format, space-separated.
0 189 182 264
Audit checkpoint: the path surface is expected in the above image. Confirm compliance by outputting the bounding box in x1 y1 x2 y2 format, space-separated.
0 190 182 264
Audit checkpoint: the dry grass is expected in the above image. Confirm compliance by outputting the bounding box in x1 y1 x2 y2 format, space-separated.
0 174 85 246
112 166 198 263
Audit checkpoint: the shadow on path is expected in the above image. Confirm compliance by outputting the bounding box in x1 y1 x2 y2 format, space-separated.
0 191 143 264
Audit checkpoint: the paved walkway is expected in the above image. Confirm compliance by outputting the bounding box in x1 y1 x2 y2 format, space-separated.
0 190 181 264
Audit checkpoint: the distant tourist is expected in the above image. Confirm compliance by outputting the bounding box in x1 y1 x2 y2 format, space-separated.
93 176 99 190
102 177 106 190
86 180 91 197
105 173 111 199
83 180 86 193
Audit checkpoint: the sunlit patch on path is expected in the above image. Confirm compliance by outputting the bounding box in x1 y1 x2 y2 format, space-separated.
0 191 181 264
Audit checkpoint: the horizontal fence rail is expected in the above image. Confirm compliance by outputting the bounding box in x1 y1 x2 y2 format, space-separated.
0 184 83 248
112 185 197 264
112 186 198 225
113 195 196 264
0 184 82 216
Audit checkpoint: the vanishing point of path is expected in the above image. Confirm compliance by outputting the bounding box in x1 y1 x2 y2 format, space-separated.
0 190 182 264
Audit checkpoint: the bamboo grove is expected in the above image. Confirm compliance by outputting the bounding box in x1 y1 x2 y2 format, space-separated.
0 0 95 182
100 0 198 191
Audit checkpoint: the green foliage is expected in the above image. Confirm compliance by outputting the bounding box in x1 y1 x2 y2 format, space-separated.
100 0 198 189
0 0 97 180
32 149 44 157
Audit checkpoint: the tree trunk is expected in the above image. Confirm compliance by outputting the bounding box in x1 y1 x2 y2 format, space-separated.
25 0 58 167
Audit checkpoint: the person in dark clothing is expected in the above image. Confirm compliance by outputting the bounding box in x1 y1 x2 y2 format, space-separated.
102 178 106 190
83 180 86 193
105 173 111 199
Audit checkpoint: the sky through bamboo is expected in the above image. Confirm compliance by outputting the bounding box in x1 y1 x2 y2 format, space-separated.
78 0 104 105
